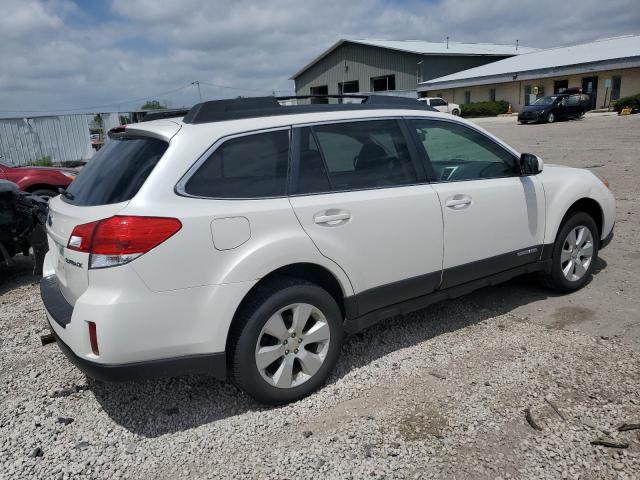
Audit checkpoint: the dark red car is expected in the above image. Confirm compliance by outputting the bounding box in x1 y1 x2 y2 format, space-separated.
0 158 76 198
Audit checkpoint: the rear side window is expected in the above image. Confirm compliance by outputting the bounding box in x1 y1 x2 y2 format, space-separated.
64 137 168 206
295 120 417 194
184 130 289 198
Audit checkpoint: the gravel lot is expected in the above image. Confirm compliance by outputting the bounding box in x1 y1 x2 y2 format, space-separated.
1 113 639 480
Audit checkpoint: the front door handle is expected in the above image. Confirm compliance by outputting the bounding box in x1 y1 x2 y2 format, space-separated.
445 195 472 209
313 210 351 226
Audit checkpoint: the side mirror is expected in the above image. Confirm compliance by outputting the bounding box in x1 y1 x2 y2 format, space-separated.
520 153 544 175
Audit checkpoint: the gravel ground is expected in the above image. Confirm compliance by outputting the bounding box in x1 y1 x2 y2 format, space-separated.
1 113 640 480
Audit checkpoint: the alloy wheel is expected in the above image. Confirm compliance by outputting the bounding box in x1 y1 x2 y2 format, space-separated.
255 303 331 389
547 112 555 123
561 226 594 281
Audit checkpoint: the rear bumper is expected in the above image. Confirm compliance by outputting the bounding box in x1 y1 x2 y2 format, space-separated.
47 323 226 381
40 273 229 381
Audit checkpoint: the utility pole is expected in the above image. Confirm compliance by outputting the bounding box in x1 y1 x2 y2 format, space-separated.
192 81 202 101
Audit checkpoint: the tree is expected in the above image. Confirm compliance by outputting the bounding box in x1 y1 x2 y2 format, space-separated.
141 100 166 110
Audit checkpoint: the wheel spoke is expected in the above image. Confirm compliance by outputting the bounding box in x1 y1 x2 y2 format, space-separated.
263 313 289 341
302 322 330 345
291 304 312 337
562 259 574 278
580 242 593 258
575 227 585 248
256 345 284 370
272 355 295 388
574 259 587 278
566 229 577 249
297 350 323 377
560 248 572 263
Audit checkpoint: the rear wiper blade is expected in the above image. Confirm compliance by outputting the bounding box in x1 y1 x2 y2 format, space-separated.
58 188 74 200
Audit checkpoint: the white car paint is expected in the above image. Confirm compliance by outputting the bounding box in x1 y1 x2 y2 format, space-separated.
419 97 461 115
42 106 615 373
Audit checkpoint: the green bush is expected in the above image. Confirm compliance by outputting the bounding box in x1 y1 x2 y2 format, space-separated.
612 93 640 113
460 100 510 117
32 156 52 167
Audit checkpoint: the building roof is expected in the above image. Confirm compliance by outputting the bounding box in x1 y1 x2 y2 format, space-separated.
290 39 536 79
418 35 640 90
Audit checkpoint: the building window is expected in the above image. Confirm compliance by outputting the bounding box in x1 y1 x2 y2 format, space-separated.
310 85 328 104
489 88 496 102
554 80 569 94
436 93 443 98
611 76 621 101
464 91 471 104
370 75 396 92
338 81 359 94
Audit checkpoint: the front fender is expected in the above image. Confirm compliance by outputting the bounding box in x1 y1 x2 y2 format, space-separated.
541 166 615 244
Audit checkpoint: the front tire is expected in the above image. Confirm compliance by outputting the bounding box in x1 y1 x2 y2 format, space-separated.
546 112 555 123
451 109 460 116
541 212 599 293
229 277 344 405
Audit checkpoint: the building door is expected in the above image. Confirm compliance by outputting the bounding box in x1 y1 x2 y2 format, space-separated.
581 77 598 110
524 85 532 106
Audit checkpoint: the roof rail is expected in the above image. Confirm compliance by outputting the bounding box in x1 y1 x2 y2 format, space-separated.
182 95 435 125
140 108 191 122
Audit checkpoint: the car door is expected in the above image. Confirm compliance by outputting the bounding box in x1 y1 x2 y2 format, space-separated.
555 97 568 119
288 119 444 316
406 118 545 289
430 98 448 113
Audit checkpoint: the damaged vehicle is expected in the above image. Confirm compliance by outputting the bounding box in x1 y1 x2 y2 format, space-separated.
0 179 49 274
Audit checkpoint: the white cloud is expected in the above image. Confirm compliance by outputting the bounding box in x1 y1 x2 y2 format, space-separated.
0 0 638 114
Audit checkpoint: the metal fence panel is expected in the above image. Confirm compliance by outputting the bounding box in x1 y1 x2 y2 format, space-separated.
0 115 93 166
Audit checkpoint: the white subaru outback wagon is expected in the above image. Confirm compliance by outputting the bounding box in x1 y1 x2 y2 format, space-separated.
41 95 615 404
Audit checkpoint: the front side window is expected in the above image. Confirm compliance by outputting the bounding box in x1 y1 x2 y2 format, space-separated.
430 98 447 107
294 120 417 194
184 130 289 198
410 119 517 182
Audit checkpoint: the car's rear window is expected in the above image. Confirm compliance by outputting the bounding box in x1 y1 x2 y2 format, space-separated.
63 137 168 206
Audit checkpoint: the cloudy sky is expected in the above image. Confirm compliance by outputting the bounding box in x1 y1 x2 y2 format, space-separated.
1 0 638 115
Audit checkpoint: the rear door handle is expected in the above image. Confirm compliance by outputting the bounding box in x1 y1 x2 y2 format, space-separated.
445 195 472 209
313 210 351 226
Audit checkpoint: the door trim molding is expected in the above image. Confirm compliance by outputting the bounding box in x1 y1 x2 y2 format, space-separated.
344 244 549 334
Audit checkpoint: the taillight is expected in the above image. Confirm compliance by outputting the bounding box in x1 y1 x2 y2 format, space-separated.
67 216 182 269
67 221 99 252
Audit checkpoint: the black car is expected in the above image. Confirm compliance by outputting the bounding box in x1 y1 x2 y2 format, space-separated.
518 94 589 124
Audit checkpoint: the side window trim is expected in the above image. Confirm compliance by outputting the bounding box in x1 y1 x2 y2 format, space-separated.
403 116 520 183
175 126 292 200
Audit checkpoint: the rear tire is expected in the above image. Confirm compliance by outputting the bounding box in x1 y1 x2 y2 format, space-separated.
541 212 599 293
229 276 344 405
451 109 460 116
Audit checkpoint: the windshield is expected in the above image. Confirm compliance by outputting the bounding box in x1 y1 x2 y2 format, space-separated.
533 96 559 106
63 136 168 206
